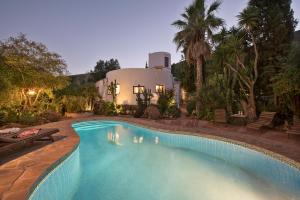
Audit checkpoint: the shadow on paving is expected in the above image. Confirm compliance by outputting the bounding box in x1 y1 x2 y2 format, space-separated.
0 135 66 165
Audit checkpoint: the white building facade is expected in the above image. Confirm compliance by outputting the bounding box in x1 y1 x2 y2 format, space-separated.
95 52 180 105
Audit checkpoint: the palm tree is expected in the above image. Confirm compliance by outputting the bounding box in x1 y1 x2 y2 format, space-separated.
172 0 223 114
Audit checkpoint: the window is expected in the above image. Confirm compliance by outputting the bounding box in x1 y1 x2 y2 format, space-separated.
116 84 120 94
133 85 145 94
107 84 120 95
164 57 169 68
155 85 165 93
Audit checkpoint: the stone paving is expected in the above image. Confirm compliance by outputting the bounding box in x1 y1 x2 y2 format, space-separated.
1 116 300 200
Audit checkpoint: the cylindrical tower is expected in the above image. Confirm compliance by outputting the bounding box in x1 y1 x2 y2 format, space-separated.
148 52 171 69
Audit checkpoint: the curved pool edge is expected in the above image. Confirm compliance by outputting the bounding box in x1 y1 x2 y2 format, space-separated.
25 118 300 200
26 144 80 200
0 119 80 200
100 119 300 171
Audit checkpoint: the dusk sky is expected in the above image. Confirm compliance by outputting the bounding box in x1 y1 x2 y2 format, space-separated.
1 0 299 75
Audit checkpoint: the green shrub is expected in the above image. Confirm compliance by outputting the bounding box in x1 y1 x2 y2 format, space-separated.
186 100 196 116
93 101 117 116
197 107 214 121
64 96 87 113
93 100 105 115
198 85 225 110
134 106 145 118
41 111 62 122
0 111 5 125
6 108 19 123
134 91 147 118
142 88 153 106
144 105 160 119
166 105 181 118
103 102 117 116
18 112 39 125
157 90 174 115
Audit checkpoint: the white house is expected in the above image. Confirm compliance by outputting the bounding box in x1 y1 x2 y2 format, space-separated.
95 52 180 105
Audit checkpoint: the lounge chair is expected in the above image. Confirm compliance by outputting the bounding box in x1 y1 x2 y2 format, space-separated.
0 128 59 152
246 111 276 130
214 109 227 123
287 116 300 138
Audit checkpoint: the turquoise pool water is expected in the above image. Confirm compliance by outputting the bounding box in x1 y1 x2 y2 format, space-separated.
30 121 300 200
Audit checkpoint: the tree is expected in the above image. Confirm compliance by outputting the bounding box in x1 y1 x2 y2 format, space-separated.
0 34 68 109
273 44 300 116
171 60 196 93
92 58 120 81
107 80 118 104
172 0 223 114
142 88 153 107
212 27 237 115
248 0 298 103
54 83 100 112
0 54 12 98
218 6 260 121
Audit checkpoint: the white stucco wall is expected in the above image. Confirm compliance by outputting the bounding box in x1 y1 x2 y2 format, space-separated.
149 52 171 69
95 68 174 105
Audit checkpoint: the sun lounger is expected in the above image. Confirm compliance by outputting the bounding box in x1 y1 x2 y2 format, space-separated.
287 116 300 138
214 109 227 123
246 112 276 130
0 128 59 152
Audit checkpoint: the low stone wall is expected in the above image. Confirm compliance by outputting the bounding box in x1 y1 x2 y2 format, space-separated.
64 112 93 118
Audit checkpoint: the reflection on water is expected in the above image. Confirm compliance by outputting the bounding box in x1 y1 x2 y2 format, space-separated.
29 121 300 200
73 123 300 200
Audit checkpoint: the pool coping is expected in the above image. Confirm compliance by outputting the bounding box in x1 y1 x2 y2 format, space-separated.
1 116 300 200
0 119 80 200
26 144 80 199
104 119 300 171
123 120 300 170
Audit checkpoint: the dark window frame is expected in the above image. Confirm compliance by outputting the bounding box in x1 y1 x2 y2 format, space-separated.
133 85 145 94
155 84 165 93
164 57 169 68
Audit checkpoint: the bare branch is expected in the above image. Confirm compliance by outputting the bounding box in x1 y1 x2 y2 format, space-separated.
225 63 251 89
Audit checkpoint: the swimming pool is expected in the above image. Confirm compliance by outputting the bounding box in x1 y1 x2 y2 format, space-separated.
29 120 300 200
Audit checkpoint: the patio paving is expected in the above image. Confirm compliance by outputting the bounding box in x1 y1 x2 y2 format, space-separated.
1 115 300 200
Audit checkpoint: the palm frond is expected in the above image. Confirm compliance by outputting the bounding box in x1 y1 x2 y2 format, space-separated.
194 0 205 16
207 0 221 16
172 20 187 29
237 6 259 30
206 14 224 29
181 13 189 20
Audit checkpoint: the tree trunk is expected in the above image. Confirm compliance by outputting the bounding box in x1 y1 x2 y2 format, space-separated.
225 91 233 115
195 57 203 115
247 84 257 122
32 89 42 106
241 100 248 117
21 89 29 109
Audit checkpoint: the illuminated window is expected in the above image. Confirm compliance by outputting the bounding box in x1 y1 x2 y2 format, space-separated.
156 85 165 93
133 85 144 94
116 84 120 94
107 84 120 95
